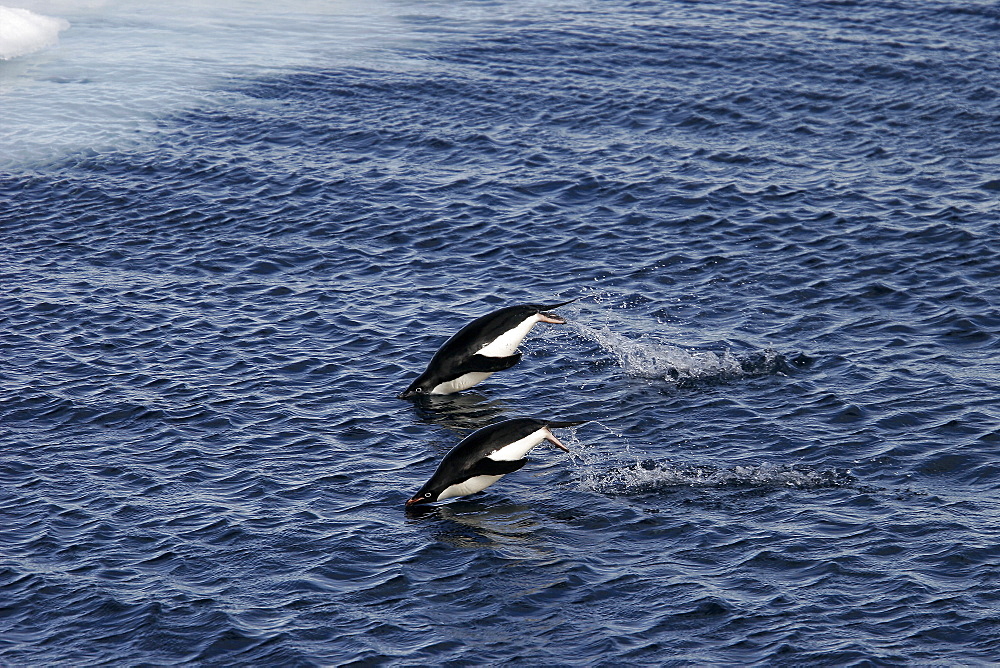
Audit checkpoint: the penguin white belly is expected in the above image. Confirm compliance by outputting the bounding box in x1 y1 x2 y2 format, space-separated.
487 429 548 461
437 475 504 500
477 314 541 357
430 371 494 395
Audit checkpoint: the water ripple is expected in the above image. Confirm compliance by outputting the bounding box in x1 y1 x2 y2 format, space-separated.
3 0 1000 664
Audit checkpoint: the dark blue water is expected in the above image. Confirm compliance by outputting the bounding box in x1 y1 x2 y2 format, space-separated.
3 0 1000 665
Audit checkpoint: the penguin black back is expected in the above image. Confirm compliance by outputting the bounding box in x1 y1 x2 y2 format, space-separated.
398 299 575 398
406 418 584 506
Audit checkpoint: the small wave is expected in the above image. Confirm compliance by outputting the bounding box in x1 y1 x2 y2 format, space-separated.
573 323 792 383
0 6 70 60
585 459 857 496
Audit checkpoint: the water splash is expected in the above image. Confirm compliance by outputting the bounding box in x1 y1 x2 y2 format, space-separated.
572 321 787 383
585 459 857 496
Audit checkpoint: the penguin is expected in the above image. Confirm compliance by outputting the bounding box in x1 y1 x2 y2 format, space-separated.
398 299 575 399
405 418 583 507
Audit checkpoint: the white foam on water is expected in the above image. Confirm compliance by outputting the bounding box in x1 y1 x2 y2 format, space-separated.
583 459 856 496
574 322 749 382
566 418 853 496
0 6 69 60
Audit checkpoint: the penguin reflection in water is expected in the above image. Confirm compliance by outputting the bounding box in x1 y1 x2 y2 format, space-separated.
406 418 583 507
398 299 575 399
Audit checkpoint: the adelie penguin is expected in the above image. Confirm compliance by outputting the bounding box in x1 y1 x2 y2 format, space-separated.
406 418 583 507
398 299 575 399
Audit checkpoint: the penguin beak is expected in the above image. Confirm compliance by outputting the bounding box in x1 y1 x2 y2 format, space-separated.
398 387 420 400
405 495 428 507
545 431 571 452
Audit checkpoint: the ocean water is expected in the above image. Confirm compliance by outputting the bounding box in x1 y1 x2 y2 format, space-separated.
2 0 1000 665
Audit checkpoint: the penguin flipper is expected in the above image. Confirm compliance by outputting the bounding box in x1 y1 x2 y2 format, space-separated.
462 353 522 373
469 457 528 477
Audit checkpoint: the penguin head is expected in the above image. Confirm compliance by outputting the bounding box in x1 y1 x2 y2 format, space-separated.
405 485 441 507
398 372 437 399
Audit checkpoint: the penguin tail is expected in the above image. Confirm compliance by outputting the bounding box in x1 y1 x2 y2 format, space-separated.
535 297 577 323
538 297 577 310
545 419 587 429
